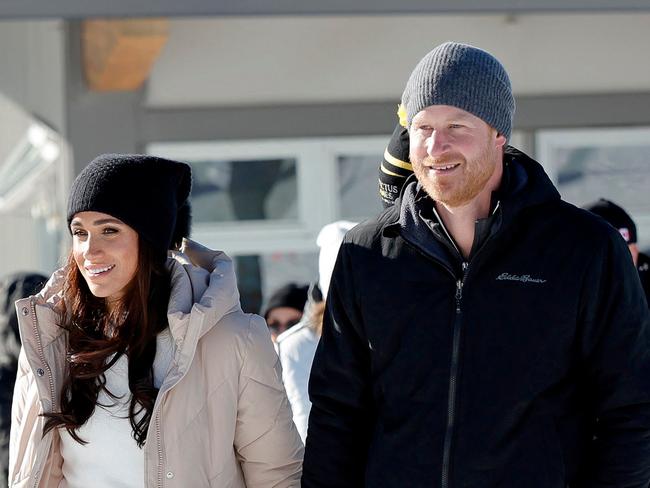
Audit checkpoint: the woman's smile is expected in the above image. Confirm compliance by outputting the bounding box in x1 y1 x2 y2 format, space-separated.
84 264 116 277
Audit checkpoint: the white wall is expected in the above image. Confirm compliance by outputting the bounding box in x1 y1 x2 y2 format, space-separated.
0 21 67 277
0 20 66 132
146 13 650 107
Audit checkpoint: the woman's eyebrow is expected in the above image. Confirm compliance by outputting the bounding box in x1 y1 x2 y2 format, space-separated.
70 218 123 227
92 218 123 225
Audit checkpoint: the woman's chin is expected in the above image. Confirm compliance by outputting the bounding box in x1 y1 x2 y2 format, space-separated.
85 284 113 299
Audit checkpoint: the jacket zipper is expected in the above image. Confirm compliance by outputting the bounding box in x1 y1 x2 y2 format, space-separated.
403 201 502 487
430 206 468 488
146 327 198 487
149 340 190 487
29 299 56 404
30 298 56 488
156 411 163 487
441 262 468 488
401 235 474 487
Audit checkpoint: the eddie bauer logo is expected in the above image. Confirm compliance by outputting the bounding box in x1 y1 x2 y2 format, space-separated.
496 273 547 284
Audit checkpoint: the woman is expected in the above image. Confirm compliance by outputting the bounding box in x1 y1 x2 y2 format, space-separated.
9 154 303 487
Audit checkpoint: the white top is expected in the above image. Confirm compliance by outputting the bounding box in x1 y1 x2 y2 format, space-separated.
276 322 319 442
59 328 175 488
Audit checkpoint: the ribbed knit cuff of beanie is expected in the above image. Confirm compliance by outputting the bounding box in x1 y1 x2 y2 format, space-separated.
401 41 515 141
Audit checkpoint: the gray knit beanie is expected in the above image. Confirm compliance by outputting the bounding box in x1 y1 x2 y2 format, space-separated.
401 41 515 140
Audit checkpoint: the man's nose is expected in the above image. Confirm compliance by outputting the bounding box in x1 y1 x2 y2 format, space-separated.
427 130 451 157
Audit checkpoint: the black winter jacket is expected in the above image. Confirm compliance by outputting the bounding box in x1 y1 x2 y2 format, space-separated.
638 251 649 305
302 148 650 488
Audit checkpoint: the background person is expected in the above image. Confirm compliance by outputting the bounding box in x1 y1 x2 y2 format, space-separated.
9 154 303 488
378 122 412 208
263 283 308 342
276 220 357 442
584 198 649 303
0 272 47 487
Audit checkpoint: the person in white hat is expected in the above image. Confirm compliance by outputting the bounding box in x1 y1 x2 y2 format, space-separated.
276 220 357 442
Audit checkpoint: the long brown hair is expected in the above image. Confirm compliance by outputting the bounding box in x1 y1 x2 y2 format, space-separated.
42 240 171 447
308 300 326 337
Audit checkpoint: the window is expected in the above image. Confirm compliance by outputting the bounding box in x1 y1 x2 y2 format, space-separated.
337 155 383 220
536 127 650 249
190 157 298 223
148 136 386 313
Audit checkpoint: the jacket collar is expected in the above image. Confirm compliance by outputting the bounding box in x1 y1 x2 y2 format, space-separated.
167 238 241 342
497 146 560 223
166 239 241 373
382 146 561 267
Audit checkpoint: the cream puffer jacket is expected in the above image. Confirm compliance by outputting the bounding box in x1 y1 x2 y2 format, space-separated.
9 239 304 488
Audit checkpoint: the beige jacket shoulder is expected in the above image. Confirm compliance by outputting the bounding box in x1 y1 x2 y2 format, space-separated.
9 239 304 488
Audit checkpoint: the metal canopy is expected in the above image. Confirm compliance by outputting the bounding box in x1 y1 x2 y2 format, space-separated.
2 0 650 19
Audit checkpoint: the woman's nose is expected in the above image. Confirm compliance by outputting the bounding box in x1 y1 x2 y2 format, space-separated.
82 235 103 259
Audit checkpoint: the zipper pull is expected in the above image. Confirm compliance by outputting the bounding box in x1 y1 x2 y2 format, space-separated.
455 262 468 313
455 280 463 313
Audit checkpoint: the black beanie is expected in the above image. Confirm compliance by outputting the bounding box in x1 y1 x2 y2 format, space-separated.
584 198 637 244
378 123 413 208
67 154 192 258
263 283 309 319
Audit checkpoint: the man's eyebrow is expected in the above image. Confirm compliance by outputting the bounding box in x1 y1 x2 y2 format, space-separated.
449 111 475 121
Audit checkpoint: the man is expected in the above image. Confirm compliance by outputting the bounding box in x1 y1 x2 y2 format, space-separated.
303 42 650 487
584 198 650 303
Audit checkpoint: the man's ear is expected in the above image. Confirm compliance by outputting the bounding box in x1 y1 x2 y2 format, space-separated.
495 131 507 149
